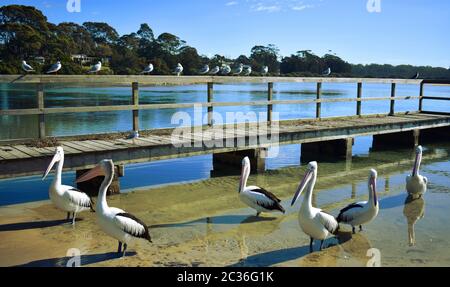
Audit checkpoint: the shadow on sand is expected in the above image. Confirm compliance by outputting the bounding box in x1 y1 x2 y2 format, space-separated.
14 251 137 267
0 219 83 232
151 215 277 229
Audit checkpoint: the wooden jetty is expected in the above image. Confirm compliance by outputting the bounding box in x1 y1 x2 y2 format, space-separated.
0 75 449 181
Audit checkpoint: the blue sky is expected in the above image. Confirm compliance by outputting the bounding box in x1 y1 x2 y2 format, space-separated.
3 0 450 67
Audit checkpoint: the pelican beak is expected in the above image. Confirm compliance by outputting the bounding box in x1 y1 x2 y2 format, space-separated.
291 169 312 206
42 153 59 180
371 176 378 206
412 151 421 176
76 165 104 183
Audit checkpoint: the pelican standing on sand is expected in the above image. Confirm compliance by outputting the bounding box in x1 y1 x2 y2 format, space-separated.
77 159 152 257
174 63 183 76
88 61 102 74
22 61 34 73
46 61 62 74
141 63 154 74
199 64 209 74
406 145 427 199
337 169 379 234
42 147 94 225
291 162 339 253
239 157 285 216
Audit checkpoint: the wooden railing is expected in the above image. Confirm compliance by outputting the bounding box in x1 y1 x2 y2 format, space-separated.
0 75 448 139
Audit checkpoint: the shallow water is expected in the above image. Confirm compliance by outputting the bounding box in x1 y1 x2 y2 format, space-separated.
0 142 449 267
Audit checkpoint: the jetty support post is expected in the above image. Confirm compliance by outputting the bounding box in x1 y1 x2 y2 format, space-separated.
132 82 139 132
316 82 322 119
76 165 125 196
356 82 362 116
37 83 45 139
211 148 267 177
208 82 214 126
372 129 421 151
268 82 273 122
390 83 396 116
419 82 424 112
301 138 353 163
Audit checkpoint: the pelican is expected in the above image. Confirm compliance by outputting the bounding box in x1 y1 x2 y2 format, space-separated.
174 63 183 76
199 64 209 74
243 65 252 76
323 67 331 76
209 66 220 75
291 162 339 253
141 63 154 74
22 61 34 73
42 147 94 225
46 61 62 74
406 145 427 199
233 63 244 75
88 61 102 74
261 66 269 76
76 159 152 257
337 169 379 234
239 157 285 216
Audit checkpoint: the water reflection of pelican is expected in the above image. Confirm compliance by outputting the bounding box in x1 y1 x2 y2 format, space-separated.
403 195 425 246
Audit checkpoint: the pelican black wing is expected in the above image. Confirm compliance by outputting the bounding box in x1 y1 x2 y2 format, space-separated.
337 203 364 223
250 188 285 213
115 213 152 242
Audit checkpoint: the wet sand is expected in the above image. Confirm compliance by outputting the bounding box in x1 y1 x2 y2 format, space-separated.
0 145 449 267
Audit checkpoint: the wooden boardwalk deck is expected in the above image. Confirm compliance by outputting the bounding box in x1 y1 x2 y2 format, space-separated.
1 112 449 179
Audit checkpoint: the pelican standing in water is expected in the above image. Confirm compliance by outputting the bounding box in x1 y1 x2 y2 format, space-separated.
337 169 379 234
77 159 152 257
42 147 94 225
239 157 285 216
406 145 427 199
291 162 339 253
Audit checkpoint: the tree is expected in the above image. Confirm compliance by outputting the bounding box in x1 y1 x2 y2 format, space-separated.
250 44 280 74
83 22 119 45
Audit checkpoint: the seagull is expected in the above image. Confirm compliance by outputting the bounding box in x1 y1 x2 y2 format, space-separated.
412 72 420 80
199 64 210 75
291 161 339 253
243 65 252 76
337 169 379 234
261 66 269 76
174 63 183 76
127 130 139 140
141 63 154 74
406 145 427 199
233 63 244 75
46 61 62 74
239 157 285 216
22 61 34 73
88 61 102 74
76 159 152 257
323 67 331 76
221 64 231 75
209 66 220 75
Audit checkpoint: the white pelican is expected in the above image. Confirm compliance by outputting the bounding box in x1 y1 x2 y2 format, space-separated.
46 61 62 74
291 161 339 253
233 63 244 75
174 63 183 76
209 66 220 75
22 61 34 73
261 66 269 76
42 147 94 225
88 61 102 74
243 65 252 76
239 157 285 216
406 145 427 199
199 64 209 74
76 159 152 257
322 67 331 76
221 64 231 75
337 169 379 234
141 63 154 74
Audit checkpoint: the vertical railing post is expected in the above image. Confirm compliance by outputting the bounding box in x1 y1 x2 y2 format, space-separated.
419 82 424 112
316 82 322 119
356 82 362 116
37 83 45 139
132 82 139 131
267 82 273 122
207 82 214 126
389 83 396 116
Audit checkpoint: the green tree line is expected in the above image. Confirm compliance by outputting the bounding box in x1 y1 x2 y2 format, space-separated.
1 5 449 79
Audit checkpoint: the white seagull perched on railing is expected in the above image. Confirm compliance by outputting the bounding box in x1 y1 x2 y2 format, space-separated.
46 61 62 74
42 147 94 225
406 145 427 199
22 60 34 73
209 66 220 75
88 61 102 74
261 66 269 76
233 63 244 75
174 63 183 76
239 157 285 216
323 67 331 76
221 64 231 75
243 65 252 76
291 161 339 253
199 64 209 75
337 169 379 234
141 63 154 74
77 159 152 257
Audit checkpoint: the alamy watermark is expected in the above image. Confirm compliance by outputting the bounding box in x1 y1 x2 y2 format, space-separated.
366 248 381 267
67 0 81 13
66 248 81 267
